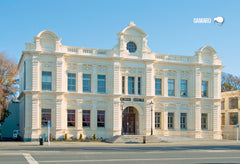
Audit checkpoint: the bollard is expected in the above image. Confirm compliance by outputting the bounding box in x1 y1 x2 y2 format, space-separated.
39 136 44 145
143 136 146 144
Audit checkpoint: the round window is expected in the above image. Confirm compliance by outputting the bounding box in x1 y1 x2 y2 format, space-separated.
127 42 137 53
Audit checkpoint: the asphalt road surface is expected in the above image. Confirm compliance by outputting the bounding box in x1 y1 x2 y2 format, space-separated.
1 143 240 164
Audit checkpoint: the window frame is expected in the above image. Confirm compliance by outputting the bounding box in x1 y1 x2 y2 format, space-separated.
67 109 76 127
229 112 238 125
82 110 91 128
155 112 161 129
180 113 187 130
41 109 51 127
180 80 188 97
42 71 52 91
155 78 162 95
67 73 76 91
201 113 208 130
83 74 91 92
97 74 106 93
128 77 135 94
168 79 175 96
201 81 208 97
168 112 174 129
97 110 105 128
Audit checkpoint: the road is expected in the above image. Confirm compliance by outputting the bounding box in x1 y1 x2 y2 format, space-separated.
0 141 240 164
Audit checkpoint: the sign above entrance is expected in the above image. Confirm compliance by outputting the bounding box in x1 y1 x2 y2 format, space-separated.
133 98 144 102
120 98 144 102
120 98 131 101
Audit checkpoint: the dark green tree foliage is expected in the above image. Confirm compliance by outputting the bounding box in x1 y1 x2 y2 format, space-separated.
221 72 240 92
0 53 18 123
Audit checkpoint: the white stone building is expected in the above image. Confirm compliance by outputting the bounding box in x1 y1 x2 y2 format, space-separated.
18 22 223 141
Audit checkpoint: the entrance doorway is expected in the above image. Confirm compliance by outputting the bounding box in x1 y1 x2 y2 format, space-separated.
122 106 138 135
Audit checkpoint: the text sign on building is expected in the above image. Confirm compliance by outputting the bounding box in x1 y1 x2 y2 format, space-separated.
133 98 144 102
120 98 131 101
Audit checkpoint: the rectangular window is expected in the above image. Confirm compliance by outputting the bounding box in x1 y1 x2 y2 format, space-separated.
221 99 225 110
155 78 162 95
180 80 187 96
97 75 106 93
97 110 105 128
155 112 161 129
83 74 91 92
221 113 225 125
168 79 175 96
122 76 125 94
68 73 76 91
42 71 52 90
201 113 208 129
82 110 90 127
168 113 174 129
138 77 141 95
67 110 75 127
201 81 208 97
229 97 238 109
128 77 135 94
41 109 51 127
229 112 238 125
180 113 187 129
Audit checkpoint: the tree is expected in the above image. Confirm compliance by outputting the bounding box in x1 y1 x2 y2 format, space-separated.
221 72 240 92
0 53 18 123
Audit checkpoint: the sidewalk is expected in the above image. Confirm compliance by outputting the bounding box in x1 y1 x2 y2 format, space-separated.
0 139 239 147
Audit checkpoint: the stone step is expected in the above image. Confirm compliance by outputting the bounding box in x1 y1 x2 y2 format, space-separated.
106 135 166 143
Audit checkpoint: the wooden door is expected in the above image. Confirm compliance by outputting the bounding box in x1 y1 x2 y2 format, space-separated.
122 113 135 135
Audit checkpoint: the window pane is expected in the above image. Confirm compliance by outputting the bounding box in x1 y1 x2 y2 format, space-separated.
122 76 125 94
67 110 75 127
138 77 141 95
128 77 135 94
168 79 175 96
180 80 187 96
201 81 208 97
201 113 207 129
83 74 91 92
97 75 106 93
221 113 225 125
68 73 76 91
168 113 174 129
221 99 225 110
97 110 105 127
155 112 161 129
42 71 52 91
229 113 238 125
229 97 238 109
155 78 162 95
180 113 187 129
82 110 91 127
41 109 51 127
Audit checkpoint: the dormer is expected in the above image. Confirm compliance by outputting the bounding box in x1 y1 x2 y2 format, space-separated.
114 22 151 59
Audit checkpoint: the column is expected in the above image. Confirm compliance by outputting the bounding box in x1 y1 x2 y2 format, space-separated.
32 56 39 91
163 70 168 97
78 66 82 93
77 101 83 130
213 69 221 99
113 61 121 94
213 102 222 139
177 71 181 97
194 101 201 138
135 76 138 94
125 76 128 95
146 101 151 135
163 104 169 136
56 56 64 92
55 99 63 139
146 63 153 96
112 98 121 136
93 66 97 93
176 104 180 131
31 96 40 139
92 101 97 132
195 68 201 98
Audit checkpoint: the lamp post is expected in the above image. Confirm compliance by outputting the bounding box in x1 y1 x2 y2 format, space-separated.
150 101 154 135
120 101 124 135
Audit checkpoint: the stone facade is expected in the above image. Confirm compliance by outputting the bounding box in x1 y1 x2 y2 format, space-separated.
18 22 223 141
221 90 240 140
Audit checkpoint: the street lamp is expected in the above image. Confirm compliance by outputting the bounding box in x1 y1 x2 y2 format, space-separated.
120 101 124 135
150 101 154 135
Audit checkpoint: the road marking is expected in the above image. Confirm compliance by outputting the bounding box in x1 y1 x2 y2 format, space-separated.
23 153 39 164
39 156 240 163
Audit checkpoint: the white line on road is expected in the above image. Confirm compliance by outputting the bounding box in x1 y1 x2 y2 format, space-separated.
39 156 240 163
23 153 39 164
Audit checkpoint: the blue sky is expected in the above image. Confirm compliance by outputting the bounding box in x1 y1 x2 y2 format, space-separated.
0 0 239 75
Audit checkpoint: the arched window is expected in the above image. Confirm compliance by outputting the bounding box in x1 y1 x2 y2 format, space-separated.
127 42 137 53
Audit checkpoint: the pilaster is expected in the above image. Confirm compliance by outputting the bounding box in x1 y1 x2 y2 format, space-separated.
146 63 153 96
56 57 64 92
32 56 39 91
113 62 121 94
195 68 201 98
